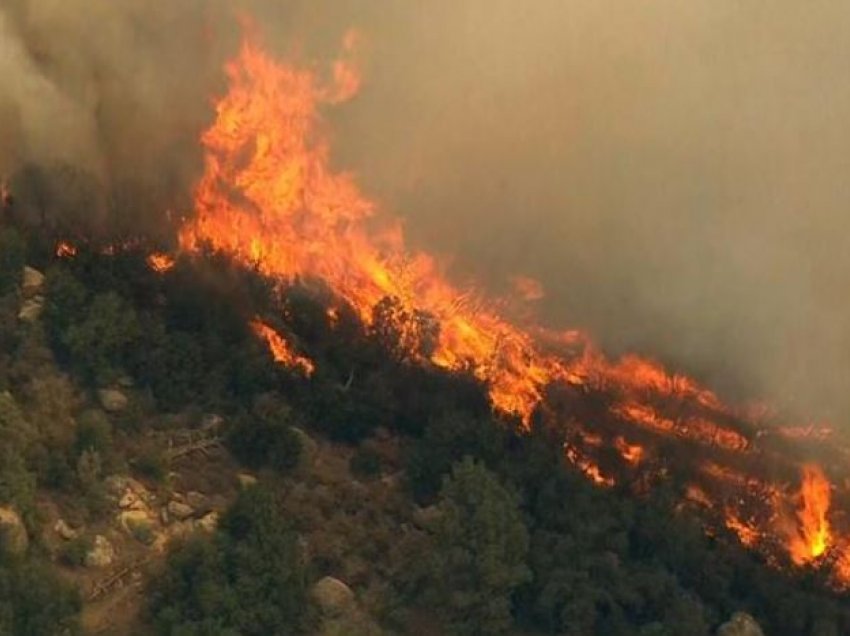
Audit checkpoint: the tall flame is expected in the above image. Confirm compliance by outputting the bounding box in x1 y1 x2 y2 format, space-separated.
177 26 850 587
790 464 832 563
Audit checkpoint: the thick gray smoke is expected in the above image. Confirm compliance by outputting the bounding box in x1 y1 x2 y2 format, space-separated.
2 1 849 423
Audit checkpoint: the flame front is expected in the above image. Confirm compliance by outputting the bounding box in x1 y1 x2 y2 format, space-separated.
790 464 832 563
250 319 314 376
177 26 850 587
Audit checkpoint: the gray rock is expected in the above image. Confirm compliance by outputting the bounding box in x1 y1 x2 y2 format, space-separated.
85 535 115 568
186 491 208 511
237 473 258 489
167 500 194 520
196 512 219 533
54 519 78 541
98 389 128 413
411 505 441 530
18 296 43 322
311 576 356 618
717 612 765 636
0 507 28 555
21 266 44 297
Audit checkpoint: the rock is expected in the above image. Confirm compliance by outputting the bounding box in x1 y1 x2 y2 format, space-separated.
237 473 258 489
85 535 115 568
0 507 28 555
119 491 140 509
717 612 765 636
54 519 78 541
117 375 135 389
196 512 219 533
167 500 194 520
17 296 43 322
185 491 208 511
411 505 441 530
21 266 44 297
105 474 130 496
98 389 128 413
118 510 151 534
201 413 224 431
123 514 156 545
311 576 356 618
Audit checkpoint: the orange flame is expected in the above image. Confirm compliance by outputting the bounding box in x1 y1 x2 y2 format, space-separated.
175 25 850 587
250 319 315 376
789 464 832 564
614 436 644 466
56 241 77 258
147 252 175 273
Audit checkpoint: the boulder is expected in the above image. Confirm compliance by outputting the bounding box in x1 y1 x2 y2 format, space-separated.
167 500 194 520
21 266 44 297
186 491 208 511
0 507 28 556
85 535 115 568
54 519 78 541
118 510 151 534
411 505 441 530
717 612 765 636
98 389 128 413
18 296 43 322
196 512 219 533
119 491 141 510
311 576 356 618
236 473 258 489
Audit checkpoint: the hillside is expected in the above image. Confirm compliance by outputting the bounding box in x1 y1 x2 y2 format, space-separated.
0 220 847 635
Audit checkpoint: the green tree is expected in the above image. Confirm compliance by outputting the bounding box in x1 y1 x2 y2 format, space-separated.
149 486 309 635
424 457 531 635
62 291 140 383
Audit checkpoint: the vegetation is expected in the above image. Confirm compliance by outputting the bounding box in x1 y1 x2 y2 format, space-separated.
0 206 847 635
423 457 531 635
148 486 309 635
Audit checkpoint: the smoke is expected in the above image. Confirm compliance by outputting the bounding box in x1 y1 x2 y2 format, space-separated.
2 1 849 422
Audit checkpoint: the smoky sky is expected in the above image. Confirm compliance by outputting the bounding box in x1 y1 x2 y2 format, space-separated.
3 1 850 423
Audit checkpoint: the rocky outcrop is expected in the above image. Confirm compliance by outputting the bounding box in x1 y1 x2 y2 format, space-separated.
0 507 28 556
18 297 43 322
717 612 765 636
98 389 128 413
54 518 78 541
85 535 115 568
21 266 44 297
237 473 258 489
167 500 194 521
311 576 356 618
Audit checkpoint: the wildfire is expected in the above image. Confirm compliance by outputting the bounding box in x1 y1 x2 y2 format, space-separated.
176 23 850 587
250 319 315 376
56 241 77 258
147 252 175 273
789 464 832 564
614 436 644 466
